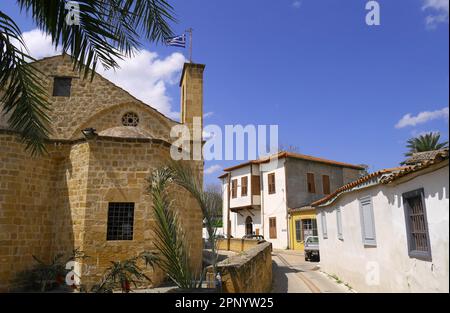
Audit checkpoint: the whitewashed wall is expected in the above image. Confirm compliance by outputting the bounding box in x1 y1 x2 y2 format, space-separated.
317 165 449 292
261 158 289 249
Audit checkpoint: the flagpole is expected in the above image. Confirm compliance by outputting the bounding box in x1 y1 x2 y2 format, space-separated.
186 28 193 63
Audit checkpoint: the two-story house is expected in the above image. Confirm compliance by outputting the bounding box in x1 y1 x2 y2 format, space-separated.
219 151 365 250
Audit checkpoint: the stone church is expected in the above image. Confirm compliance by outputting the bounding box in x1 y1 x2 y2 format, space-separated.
0 55 205 291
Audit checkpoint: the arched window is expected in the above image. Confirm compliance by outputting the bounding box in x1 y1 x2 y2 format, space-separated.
245 216 253 236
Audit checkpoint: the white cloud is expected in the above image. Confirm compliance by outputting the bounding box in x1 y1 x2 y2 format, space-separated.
14 29 185 119
204 164 222 175
98 50 186 119
422 0 449 28
395 107 449 128
292 1 302 9
12 29 61 59
204 111 214 118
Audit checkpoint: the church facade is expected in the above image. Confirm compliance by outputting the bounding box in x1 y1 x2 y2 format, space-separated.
0 55 205 291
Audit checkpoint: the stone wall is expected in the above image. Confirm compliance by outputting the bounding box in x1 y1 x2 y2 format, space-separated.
27 55 177 140
216 238 261 252
0 132 203 291
212 240 272 293
0 133 57 290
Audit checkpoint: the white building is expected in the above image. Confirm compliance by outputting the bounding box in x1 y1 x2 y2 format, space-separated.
313 149 449 292
219 151 364 249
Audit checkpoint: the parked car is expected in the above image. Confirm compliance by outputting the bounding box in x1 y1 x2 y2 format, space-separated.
242 234 265 240
304 236 320 262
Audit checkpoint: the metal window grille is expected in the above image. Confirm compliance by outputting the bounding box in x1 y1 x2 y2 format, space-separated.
107 202 135 241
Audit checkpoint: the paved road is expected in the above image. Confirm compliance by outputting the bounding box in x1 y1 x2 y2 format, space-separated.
271 250 352 293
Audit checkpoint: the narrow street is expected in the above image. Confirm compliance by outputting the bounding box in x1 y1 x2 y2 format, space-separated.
271 250 352 293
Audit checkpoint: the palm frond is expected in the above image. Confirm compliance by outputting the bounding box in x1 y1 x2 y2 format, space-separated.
0 10 50 155
147 167 202 289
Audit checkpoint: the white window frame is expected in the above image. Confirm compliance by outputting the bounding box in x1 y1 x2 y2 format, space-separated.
359 196 377 246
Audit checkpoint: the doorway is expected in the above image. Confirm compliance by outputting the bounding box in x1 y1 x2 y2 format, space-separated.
245 216 253 235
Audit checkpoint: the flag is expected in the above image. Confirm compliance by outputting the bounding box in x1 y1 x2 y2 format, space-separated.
165 34 186 48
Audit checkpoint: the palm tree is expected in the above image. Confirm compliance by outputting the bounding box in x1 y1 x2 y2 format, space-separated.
147 166 204 289
147 162 223 290
405 132 448 158
1 1 175 154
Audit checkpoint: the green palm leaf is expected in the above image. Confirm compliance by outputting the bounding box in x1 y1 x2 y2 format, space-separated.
1 1 175 153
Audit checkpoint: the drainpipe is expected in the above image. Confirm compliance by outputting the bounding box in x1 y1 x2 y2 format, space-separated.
259 165 265 238
284 158 290 249
226 172 231 250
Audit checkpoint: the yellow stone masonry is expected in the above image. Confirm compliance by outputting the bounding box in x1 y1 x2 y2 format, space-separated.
0 55 205 291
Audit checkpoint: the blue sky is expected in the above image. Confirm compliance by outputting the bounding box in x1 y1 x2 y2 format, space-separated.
1 0 448 185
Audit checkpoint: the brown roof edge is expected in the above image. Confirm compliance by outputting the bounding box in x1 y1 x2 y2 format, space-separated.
222 151 365 172
282 152 366 170
310 167 407 207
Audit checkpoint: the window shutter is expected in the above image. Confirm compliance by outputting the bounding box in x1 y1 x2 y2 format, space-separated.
307 173 316 193
336 208 343 240
402 188 432 261
231 179 237 198
268 173 276 194
322 175 330 195
241 176 248 196
251 175 261 195
359 197 376 246
321 212 328 239
269 217 277 239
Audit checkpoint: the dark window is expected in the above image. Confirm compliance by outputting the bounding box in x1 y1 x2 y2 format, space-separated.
245 216 253 235
241 176 248 197
107 202 135 240
268 173 276 194
295 220 301 242
52 77 72 97
269 217 277 239
403 189 432 261
322 175 331 195
231 179 238 198
307 173 316 193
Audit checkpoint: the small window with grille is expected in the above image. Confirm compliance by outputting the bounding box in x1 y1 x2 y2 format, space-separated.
122 112 139 126
107 202 135 241
403 189 431 261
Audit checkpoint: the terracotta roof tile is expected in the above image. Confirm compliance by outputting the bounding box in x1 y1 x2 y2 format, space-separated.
312 149 449 207
222 151 365 172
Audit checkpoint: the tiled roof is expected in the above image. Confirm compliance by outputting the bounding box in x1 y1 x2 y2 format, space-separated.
312 148 449 207
403 148 449 165
380 149 449 184
221 151 365 173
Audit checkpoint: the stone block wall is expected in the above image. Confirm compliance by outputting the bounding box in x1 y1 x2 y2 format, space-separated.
0 133 203 291
211 241 273 293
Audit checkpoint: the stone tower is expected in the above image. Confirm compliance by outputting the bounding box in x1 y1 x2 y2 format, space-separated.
180 63 205 136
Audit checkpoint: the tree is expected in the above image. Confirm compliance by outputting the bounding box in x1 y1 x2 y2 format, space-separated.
404 132 448 158
1 0 175 154
147 162 223 290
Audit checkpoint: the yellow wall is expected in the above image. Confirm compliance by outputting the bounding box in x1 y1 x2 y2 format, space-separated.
289 209 317 251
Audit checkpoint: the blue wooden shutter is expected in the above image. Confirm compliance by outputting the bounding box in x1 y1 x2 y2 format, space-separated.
321 211 328 239
336 208 343 240
359 197 376 246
